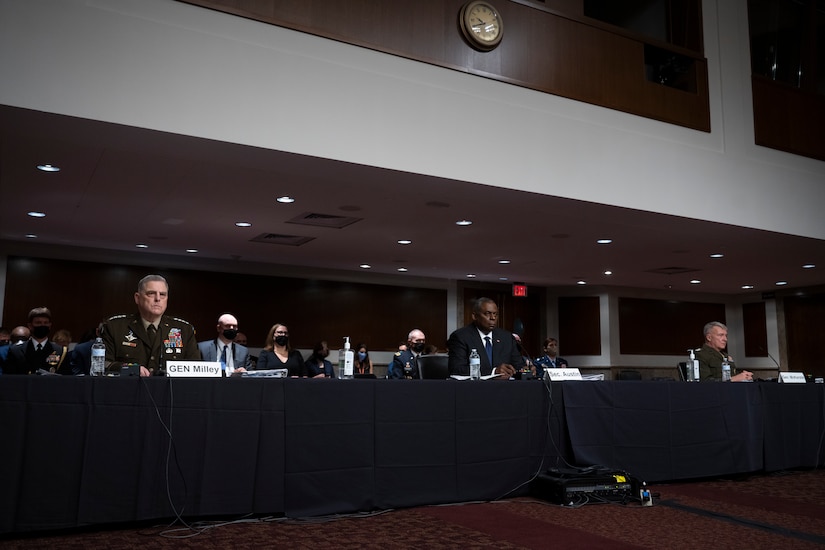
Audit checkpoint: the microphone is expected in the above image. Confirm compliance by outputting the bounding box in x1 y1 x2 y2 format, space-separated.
758 346 780 381
512 333 535 380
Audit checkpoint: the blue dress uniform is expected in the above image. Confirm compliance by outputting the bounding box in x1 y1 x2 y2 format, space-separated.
390 349 419 379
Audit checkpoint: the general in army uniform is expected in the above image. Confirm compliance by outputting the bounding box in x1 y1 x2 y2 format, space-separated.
103 274 200 376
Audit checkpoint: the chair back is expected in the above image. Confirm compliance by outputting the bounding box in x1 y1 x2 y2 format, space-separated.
676 362 688 381
418 354 450 379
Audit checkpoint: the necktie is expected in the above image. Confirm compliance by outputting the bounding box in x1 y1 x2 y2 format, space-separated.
220 344 227 376
147 324 157 339
484 336 492 365
36 343 42 351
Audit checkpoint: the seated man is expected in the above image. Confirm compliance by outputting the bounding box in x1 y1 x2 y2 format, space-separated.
103 274 200 376
390 329 426 379
4 308 69 375
198 313 251 376
533 337 568 378
695 321 753 382
0 326 29 374
447 297 522 379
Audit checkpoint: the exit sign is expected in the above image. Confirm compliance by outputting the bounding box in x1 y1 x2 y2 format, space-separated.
513 283 528 297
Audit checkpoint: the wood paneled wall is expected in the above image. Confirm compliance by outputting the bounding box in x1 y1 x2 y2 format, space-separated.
618 297 725 355
2 257 446 351
742 301 768 358
752 77 825 162
783 292 825 379
178 0 709 131
558 295 601 355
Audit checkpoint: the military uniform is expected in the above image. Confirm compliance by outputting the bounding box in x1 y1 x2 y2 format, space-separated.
390 349 420 379
695 343 737 381
4 340 69 375
103 313 200 375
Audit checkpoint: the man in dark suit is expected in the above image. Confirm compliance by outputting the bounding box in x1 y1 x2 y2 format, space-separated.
197 313 251 376
0 326 29 374
4 307 69 375
447 297 523 379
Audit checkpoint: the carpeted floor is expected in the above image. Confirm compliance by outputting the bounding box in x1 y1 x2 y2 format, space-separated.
3 469 824 549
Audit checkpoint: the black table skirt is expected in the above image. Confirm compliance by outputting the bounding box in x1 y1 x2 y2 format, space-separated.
1 377 822 534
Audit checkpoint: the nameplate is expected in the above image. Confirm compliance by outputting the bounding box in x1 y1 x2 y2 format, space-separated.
546 368 582 381
166 361 222 377
778 371 806 384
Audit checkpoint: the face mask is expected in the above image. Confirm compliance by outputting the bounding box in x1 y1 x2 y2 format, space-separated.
319 350 329 359
357 351 367 361
222 329 238 341
274 335 289 347
32 325 50 339
411 342 425 353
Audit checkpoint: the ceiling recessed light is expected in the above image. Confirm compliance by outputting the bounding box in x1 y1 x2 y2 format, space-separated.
185 249 198 253
596 239 612 244
710 253 724 258
27 211 46 218
604 270 613 275
576 280 587 285
276 196 295 203
456 220 472 226
499 277 509 281
397 239 412 245
690 279 701 284
25 234 37 239
36 164 60 172
235 222 252 227
742 285 754 289
498 260 511 264
135 244 148 249
802 264 816 269
397 267 408 272
466 273 476 278
776 281 788 286
360 264 371 269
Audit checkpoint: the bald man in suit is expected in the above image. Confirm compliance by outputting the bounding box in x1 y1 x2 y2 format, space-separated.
447 297 523 379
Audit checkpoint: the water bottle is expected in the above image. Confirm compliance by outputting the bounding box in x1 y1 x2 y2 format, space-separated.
91 337 106 377
469 348 480 380
338 337 354 379
721 357 731 381
686 349 696 382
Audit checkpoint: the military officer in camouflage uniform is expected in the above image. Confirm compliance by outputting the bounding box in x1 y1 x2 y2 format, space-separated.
103 274 200 376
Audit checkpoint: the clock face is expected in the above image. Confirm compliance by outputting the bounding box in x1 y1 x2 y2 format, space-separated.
461 1 503 50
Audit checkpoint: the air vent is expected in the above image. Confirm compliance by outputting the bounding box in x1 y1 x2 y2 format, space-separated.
250 233 315 246
645 267 700 275
286 212 362 229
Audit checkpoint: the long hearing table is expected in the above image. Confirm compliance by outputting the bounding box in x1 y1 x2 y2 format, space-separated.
1 377 823 534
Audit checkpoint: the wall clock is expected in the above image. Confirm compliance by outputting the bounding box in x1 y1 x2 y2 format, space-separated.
460 1 504 51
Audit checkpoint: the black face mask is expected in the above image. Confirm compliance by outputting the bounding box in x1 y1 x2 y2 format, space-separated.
411 342 425 353
222 329 238 341
31 325 50 339
274 335 289 347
